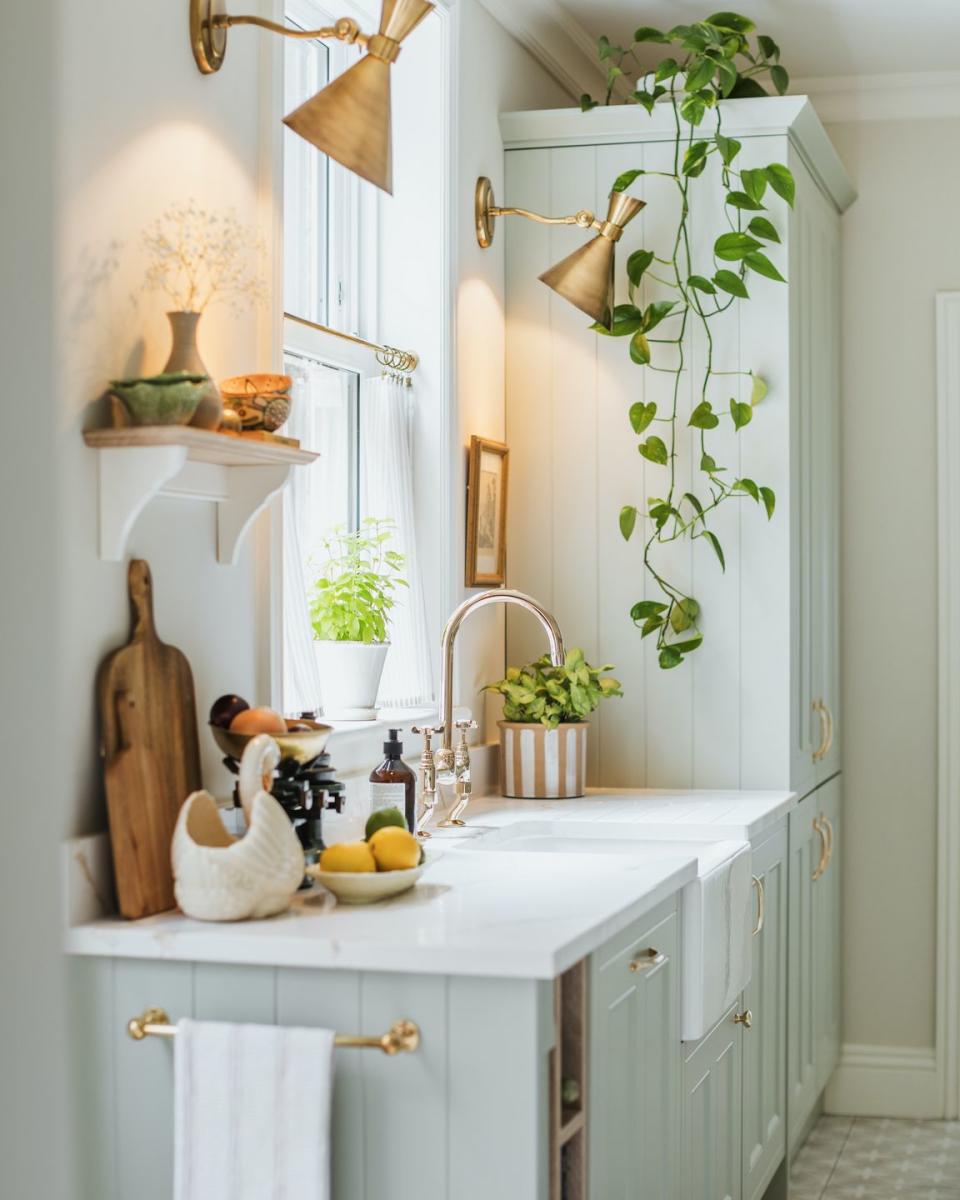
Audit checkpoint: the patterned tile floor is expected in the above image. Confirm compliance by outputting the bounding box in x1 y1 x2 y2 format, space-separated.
791 1115 960 1198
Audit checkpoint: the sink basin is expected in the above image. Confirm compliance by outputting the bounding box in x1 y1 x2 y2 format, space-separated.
469 822 753 1041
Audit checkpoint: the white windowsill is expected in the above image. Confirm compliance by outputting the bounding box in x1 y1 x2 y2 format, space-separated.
323 705 471 776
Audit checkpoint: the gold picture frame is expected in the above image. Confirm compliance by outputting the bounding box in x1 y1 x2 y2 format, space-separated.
465 435 509 587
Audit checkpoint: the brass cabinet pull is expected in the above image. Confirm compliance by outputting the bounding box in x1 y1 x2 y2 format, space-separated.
734 1010 753 1029
752 875 765 937
629 948 666 973
812 699 829 763
811 816 828 881
822 815 835 873
822 702 835 759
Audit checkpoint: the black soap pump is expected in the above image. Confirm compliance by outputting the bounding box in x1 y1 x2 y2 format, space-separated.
369 728 417 832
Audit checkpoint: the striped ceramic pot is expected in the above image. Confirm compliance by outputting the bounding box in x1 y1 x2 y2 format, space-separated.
498 721 588 799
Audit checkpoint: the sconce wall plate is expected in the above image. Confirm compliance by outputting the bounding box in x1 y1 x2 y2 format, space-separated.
190 0 228 74
475 176 644 329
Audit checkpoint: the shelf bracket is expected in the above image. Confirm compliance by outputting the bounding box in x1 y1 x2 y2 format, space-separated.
97 445 189 562
216 464 293 566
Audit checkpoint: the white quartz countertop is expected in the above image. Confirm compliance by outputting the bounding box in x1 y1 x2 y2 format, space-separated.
65 787 795 979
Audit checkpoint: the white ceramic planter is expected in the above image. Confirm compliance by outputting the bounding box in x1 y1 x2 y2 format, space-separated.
498 721 588 799
314 640 389 720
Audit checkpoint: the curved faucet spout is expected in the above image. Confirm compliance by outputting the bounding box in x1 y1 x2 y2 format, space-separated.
437 589 565 767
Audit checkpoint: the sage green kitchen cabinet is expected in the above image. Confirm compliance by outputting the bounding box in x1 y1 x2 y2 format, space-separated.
741 826 788 1200
589 897 681 1200
682 1005 743 1200
787 778 842 1155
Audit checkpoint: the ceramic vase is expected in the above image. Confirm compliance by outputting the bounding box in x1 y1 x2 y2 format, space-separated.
313 640 389 721
498 720 588 799
162 311 223 431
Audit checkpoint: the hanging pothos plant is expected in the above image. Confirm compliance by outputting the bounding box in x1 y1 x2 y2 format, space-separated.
581 13 795 669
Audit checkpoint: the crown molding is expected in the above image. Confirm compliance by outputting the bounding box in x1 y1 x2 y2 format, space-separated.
792 70 960 123
474 0 606 101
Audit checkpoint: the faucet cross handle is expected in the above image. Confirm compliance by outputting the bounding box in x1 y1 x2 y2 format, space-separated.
455 718 478 735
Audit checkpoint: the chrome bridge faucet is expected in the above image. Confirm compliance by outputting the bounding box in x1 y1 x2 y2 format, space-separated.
415 589 565 831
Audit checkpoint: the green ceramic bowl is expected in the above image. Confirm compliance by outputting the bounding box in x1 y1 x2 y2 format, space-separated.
110 372 208 426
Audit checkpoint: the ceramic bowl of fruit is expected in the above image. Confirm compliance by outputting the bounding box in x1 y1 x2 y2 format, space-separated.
307 808 428 904
208 695 332 765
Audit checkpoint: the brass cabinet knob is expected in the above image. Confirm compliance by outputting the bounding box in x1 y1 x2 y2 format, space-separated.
734 1009 753 1029
629 948 667 972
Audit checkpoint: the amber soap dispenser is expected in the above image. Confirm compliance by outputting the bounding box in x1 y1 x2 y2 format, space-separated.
369 729 416 831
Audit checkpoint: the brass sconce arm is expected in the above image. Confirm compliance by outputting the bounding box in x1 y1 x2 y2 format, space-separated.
485 204 599 234
214 13 369 49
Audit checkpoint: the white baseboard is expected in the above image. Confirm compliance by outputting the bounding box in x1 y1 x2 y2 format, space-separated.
825 1043 943 1118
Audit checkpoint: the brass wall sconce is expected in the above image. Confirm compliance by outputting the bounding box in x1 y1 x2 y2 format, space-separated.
189 0 434 193
474 176 645 329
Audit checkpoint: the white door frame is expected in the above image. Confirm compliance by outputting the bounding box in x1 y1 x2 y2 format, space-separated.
936 291 960 1118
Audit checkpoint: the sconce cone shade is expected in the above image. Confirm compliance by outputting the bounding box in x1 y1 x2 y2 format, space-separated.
538 192 645 329
283 0 434 194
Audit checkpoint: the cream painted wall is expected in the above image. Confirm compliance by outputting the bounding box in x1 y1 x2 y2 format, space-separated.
453 0 570 731
826 118 959 1050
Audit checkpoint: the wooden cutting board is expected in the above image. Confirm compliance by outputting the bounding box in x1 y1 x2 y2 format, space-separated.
98 560 202 918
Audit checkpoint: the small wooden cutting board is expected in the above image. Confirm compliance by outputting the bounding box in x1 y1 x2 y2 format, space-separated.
98 560 202 918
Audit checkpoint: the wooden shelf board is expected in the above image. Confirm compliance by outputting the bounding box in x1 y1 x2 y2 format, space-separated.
84 426 319 468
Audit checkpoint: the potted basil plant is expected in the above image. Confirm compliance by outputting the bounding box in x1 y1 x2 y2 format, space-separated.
308 518 407 720
483 649 622 798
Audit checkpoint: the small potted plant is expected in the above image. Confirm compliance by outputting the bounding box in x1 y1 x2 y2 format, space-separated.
308 518 407 720
483 649 622 798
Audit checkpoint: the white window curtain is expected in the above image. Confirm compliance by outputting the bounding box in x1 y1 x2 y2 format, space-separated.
361 374 434 708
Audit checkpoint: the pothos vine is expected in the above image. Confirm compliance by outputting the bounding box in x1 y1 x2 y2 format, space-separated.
581 12 795 669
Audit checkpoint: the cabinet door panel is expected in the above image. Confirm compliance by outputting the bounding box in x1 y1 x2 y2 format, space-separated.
742 827 788 1200
682 1007 742 1200
787 794 818 1152
814 779 842 1091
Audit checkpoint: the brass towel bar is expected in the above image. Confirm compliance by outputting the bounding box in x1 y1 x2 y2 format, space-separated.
127 1008 420 1056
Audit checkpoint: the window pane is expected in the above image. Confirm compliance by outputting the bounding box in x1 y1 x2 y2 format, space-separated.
283 31 330 323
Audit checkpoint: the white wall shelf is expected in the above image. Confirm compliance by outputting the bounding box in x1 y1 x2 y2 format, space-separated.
83 428 318 566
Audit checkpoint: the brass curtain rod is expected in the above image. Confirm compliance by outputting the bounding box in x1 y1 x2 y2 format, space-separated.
284 312 419 374
127 1008 420 1056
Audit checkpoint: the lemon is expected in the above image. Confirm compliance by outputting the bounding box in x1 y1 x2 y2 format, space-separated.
368 826 421 872
365 806 407 840
318 841 377 873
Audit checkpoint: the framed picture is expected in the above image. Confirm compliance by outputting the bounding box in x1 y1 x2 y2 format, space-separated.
465 435 509 587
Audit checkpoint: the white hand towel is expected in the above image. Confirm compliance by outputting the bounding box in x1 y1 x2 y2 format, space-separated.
174 1019 336 1200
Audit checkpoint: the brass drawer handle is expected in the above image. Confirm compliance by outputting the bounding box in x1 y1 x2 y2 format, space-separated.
822 702 835 759
629 948 666 972
822 815 835 873
752 875 765 937
734 1009 753 1029
812 699 829 763
812 815 828 881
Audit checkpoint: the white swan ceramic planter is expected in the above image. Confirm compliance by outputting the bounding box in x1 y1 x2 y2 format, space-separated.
172 734 305 921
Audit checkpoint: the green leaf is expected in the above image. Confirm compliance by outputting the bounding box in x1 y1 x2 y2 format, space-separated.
612 168 644 193
706 11 755 32
730 397 753 430
680 92 707 126
688 274 717 295
689 399 720 430
715 57 738 97
744 250 786 282
629 401 657 433
682 141 710 176
641 615 665 638
590 303 643 336
619 505 638 540
627 249 654 286
726 190 764 211
684 58 716 93
671 634 704 654
704 530 726 570
740 167 768 203
701 451 720 473
633 25 670 42
642 299 678 332
750 374 768 405
747 215 781 243
659 646 683 669
683 491 705 516
655 57 680 81
631 599 667 620
714 231 761 261
629 331 652 364
765 162 796 206
580 94 598 112
715 133 741 165
670 597 700 633
729 76 769 98
770 64 789 95
735 477 760 501
597 35 620 60
760 486 776 519
639 435 669 465
713 268 749 298
757 34 780 61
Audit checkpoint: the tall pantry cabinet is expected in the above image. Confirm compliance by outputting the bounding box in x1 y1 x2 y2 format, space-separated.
501 96 853 1159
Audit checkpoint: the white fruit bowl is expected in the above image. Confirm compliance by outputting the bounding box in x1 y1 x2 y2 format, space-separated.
306 861 428 905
